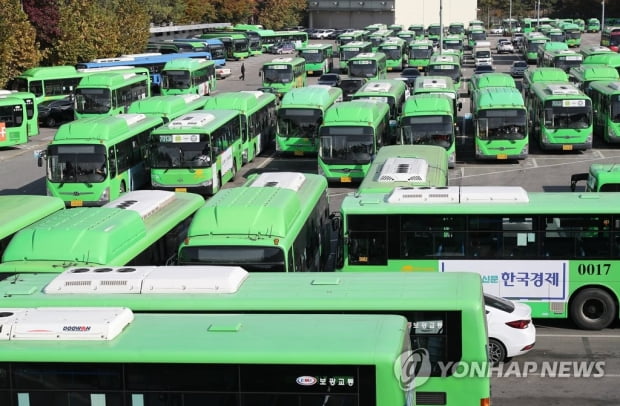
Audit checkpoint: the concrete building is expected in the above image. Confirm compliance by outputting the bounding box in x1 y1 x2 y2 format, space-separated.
307 0 477 29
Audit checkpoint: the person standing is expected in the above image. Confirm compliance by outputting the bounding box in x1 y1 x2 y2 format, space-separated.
240 63 245 80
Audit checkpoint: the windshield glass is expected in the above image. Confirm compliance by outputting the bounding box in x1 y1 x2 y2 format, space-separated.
178 246 286 272
544 101 592 129
348 60 378 78
47 144 107 183
410 48 432 59
74 88 111 114
478 109 528 140
319 126 375 164
149 135 213 169
0 104 24 128
380 47 403 60
162 70 191 89
277 108 322 139
401 115 453 148
300 50 324 62
263 65 293 84
427 65 460 82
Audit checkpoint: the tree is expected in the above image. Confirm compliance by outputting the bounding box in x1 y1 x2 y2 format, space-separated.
181 0 216 24
111 0 151 54
148 0 185 25
257 0 306 29
0 0 43 86
212 0 255 24
22 0 60 56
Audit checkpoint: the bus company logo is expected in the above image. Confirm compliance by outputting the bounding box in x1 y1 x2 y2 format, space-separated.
296 376 317 386
62 325 92 332
395 348 432 390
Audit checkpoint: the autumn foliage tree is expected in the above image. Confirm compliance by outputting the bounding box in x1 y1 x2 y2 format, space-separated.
257 0 306 29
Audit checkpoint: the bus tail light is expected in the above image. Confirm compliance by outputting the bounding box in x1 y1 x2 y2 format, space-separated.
505 319 530 329
480 397 491 406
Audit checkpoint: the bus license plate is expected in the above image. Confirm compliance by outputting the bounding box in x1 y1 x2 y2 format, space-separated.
308 71 314 75
70 200 83 207
175 187 188 192
562 145 573 151
294 151 304 156
340 176 352 183
497 154 507 160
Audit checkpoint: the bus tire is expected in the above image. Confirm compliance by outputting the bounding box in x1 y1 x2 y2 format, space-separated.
231 160 237 180
570 288 616 330
119 181 127 194
488 338 507 365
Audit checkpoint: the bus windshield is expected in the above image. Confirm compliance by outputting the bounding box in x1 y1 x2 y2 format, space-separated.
319 126 374 163
299 50 323 62
0 105 24 127
277 108 322 138
74 88 111 114
208 45 226 60
161 70 191 89
349 61 378 78
149 138 213 169
341 49 362 61
612 99 620 122
427 65 460 82
263 66 293 83
478 109 527 140
178 246 286 271
381 47 402 60
401 115 453 148
544 102 591 129
46 144 107 183
410 48 432 58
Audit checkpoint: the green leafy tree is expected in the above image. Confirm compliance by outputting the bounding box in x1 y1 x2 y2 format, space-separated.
212 0 255 24
111 0 151 54
181 0 216 24
0 0 43 86
257 0 306 29
148 0 185 25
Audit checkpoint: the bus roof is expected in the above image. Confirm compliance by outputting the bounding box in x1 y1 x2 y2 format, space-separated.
531 82 588 99
156 110 239 132
127 94 208 120
186 172 327 239
469 72 516 90
588 80 620 95
76 69 149 87
583 53 620 67
52 114 164 143
162 57 214 70
1 267 484 313
323 100 390 125
357 145 448 192
354 79 407 95
17 65 83 79
0 196 65 240
473 87 525 109
340 41 372 48
414 76 456 92
0 309 409 366
569 64 619 81
203 91 277 114
265 56 305 65
524 67 569 84
402 94 454 116
280 85 343 108
0 191 204 272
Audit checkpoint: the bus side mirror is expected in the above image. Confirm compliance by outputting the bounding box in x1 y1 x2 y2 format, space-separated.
570 173 588 192
458 101 463 111
329 212 341 232
34 150 45 167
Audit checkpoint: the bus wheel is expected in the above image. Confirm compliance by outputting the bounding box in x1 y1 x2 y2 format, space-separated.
570 288 616 330
488 338 507 365
231 160 237 180
119 181 127 194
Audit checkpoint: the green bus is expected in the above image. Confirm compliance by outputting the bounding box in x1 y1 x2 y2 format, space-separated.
347 52 388 81
426 54 462 92
200 32 251 60
178 171 331 271
74 68 151 119
467 27 487 50
408 40 434 71
562 22 582 47
0 309 414 406
160 57 216 96
546 27 565 43
260 56 307 97
522 32 549 63
337 29 366 45
528 82 592 151
588 80 620 143
127 94 208 123
378 37 408 71
148 110 243 195
539 48 583 73
338 41 372 73
203 90 277 163
587 18 601 32
427 23 442 45
399 94 457 168
388 24 404 34
0 195 64 259
276 85 343 156
396 30 416 43
0 96 28 148
318 100 391 184
368 30 393 52
338 184 620 330
408 24 425 39
571 163 620 192
468 72 516 98
0 190 204 273
442 34 465 61
351 79 408 126
568 64 619 95
583 53 620 76
298 43 334 76
0 269 491 406
0 90 38 137
600 26 620 52
37 113 164 206
6 65 86 103
472 87 529 160
412 76 462 121
364 23 387 33
580 45 615 59
357 144 449 194
522 66 569 98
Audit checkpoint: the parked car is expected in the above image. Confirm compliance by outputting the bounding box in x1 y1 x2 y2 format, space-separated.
37 96 75 127
497 39 515 54
489 26 504 35
276 43 296 54
510 60 528 78
269 42 295 54
400 67 421 87
215 65 231 79
338 78 366 100
473 64 496 75
485 293 536 364
317 73 341 87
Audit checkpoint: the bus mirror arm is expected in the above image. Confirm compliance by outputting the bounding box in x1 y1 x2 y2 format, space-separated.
34 150 46 167
329 212 341 232
458 101 463 111
570 173 588 192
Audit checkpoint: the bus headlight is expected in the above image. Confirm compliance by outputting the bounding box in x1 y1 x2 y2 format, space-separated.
99 187 110 204
609 126 618 141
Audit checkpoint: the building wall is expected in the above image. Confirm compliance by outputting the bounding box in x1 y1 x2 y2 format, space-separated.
394 0 477 27
307 0 395 28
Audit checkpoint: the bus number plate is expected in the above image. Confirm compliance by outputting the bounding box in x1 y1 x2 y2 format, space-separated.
497 154 507 160
70 200 83 207
562 145 573 151
340 176 352 183
175 187 188 192
308 71 314 75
